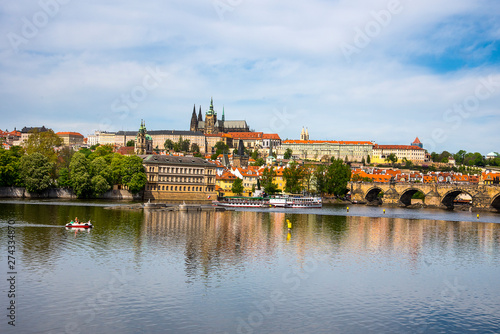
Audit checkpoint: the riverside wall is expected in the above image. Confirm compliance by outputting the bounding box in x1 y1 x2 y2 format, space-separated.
0 187 143 201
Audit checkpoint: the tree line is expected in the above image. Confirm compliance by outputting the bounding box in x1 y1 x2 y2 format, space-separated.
0 130 146 197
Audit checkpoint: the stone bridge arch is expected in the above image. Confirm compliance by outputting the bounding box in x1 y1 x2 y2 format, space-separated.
365 186 384 203
399 188 425 206
491 194 500 211
441 189 474 209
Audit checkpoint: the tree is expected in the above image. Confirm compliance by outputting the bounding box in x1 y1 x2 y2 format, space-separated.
0 147 23 187
127 173 147 194
453 150 467 164
57 167 71 188
284 148 293 160
251 158 265 166
90 143 100 150
24 129 63 163
283 161 305 194
164 139 174 150
325 158 351 196
57 146 74 171
366 155 371 164
313 165 327 195
20 153 54 193
385 153 398 166
191 143 200 153
231 177 244 195
88 144 114 162
261 166 279 195
91 175 110 196
251 150 260 160
126 140 135 147
69 152 92 198
121 156 146 194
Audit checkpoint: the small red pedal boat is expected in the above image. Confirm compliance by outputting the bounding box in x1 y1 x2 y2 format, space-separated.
66 221 93 229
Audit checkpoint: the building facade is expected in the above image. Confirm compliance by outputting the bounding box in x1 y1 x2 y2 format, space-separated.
56 132 84 147
371 144 426 164
277 140 373 162
142 155 217 201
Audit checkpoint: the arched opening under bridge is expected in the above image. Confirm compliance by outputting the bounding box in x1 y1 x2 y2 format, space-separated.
441 190 473 209
399 189 425 206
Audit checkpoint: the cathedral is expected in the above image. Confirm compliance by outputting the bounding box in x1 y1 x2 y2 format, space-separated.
190 98 250 134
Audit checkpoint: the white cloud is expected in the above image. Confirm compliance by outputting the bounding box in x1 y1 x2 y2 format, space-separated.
0 0 499 154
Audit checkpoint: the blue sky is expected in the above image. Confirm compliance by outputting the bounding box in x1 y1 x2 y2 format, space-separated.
1 0 499 154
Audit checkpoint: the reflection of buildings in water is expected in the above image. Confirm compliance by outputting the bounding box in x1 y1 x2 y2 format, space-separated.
141 210 500 277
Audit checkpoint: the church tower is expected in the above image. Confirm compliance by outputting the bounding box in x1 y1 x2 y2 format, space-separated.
190 104 198 132
300 127 306 141
305 127 309 140
204 97 218 134
135 119 152 155
198 106 203 122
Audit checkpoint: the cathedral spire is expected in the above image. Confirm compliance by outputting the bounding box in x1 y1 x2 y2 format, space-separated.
222 106 225 122
198 106 203 121
190 104 198 132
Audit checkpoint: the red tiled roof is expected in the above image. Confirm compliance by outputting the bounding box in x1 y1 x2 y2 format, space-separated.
412 137 422 144
227 132 263 139
262 133 281 140
56 132 84 137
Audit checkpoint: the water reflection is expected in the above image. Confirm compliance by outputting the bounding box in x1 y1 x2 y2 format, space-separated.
1 202 500 333
142 210 500 281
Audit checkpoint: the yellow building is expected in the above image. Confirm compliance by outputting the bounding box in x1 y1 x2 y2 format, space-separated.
56 132 84 147
371 144 426 164
277 140 373 162
216 171 238 196
142 155 217 201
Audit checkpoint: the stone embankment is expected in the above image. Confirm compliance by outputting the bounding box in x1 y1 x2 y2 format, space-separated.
0 187 142 200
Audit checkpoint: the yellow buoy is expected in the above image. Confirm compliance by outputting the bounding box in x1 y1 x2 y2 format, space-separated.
287 219 292 229
477 214 479 219
383 209 386 214
347 206 349 212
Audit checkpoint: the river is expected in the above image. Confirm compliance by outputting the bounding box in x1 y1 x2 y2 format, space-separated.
1 200 499 333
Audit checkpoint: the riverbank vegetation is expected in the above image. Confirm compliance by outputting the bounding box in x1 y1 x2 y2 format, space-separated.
0 131 146 197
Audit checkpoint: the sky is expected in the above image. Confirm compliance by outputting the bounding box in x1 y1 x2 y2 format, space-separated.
1 0 499 154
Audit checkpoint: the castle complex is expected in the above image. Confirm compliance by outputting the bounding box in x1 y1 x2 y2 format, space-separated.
190 98 249 134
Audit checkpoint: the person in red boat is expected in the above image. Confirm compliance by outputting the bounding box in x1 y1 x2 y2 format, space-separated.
75 217 79 224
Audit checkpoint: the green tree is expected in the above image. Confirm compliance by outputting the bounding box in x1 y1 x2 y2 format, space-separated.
313 165 327 195
57 167 71 188
251 150 260 160
90 143 100 150
88 144 114 162
0 147 23 186
127 173 147 194
121 156 146 194
366 155 371 164
385 153 398 166
261 166 279 195
283 161 305 194
91 175 110 196
191 143 200 153
284 148 293 160
325 158 351 196
251 158 265 166
69 152 92 198
24 129 63 163
20 153 54 193
231 177 244 195
79 147 92 158
164 139 174 150
453 150 467 164
102 153 124 186
126 140 135 147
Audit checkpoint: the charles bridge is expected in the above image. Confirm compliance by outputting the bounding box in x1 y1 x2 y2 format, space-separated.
349 182 500 211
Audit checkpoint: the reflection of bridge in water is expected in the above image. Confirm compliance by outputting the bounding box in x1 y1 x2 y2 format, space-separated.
349 182 500 211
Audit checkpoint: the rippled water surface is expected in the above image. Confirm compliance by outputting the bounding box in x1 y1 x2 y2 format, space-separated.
0 200 499 333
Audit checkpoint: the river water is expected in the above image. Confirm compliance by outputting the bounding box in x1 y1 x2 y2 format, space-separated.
0 200 499 334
